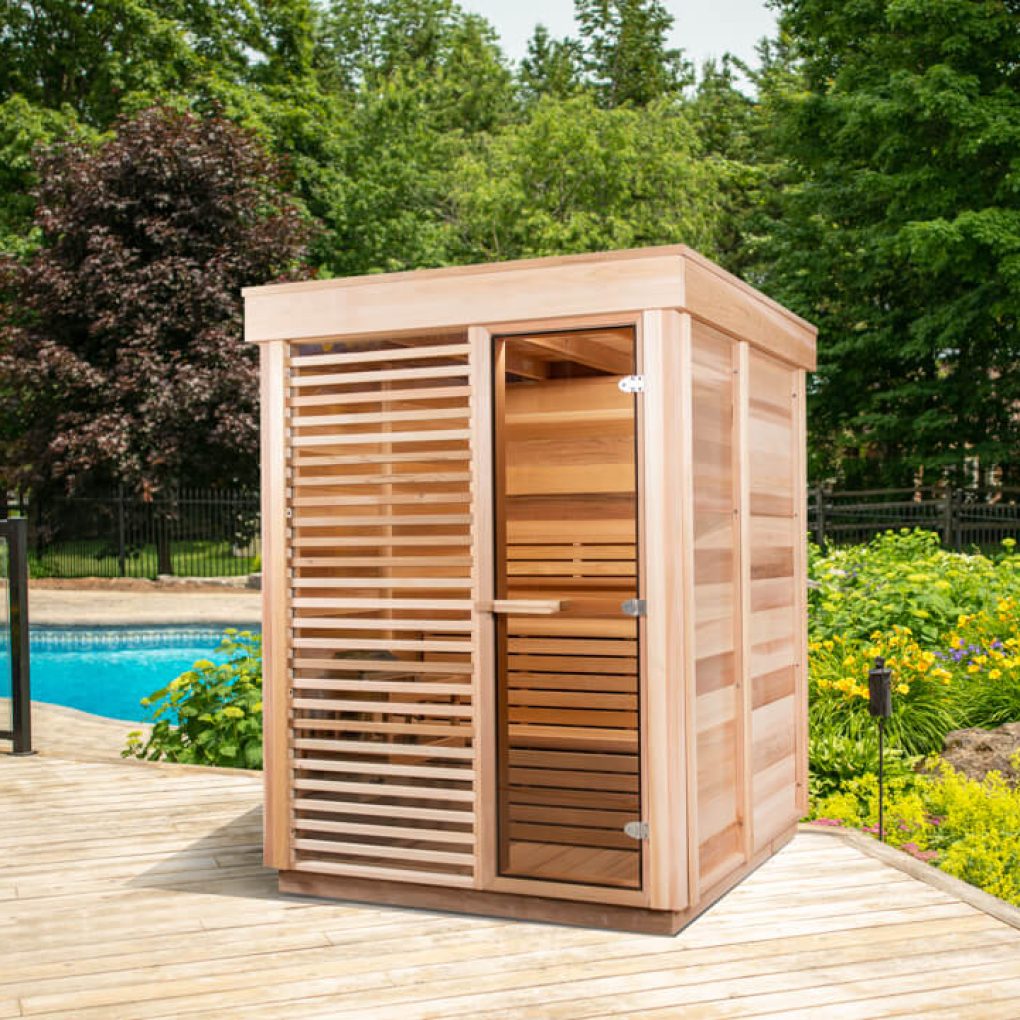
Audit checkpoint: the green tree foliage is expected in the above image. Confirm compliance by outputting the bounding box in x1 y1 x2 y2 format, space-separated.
518 25 583 104
314 0 515 275
0 96 93 255
448 93 723 262
0 106 311 498
758 0 1020 486
575 0 690 107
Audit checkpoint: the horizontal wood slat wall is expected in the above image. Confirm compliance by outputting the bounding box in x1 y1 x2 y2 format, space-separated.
285 334 478 888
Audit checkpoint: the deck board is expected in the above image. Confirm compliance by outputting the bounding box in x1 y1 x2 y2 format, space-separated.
1 754 1018 1018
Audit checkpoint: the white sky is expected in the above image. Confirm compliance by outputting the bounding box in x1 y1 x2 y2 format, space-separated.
459 0 778 72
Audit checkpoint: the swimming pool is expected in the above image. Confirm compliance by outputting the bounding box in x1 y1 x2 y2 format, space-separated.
28 626 257 722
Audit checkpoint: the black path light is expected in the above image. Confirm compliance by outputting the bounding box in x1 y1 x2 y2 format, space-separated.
868 656 893 842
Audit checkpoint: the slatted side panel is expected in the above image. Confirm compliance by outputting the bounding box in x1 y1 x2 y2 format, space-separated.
497 368 642 890
690 323 745 889
285 335 477 887
747 348 800 851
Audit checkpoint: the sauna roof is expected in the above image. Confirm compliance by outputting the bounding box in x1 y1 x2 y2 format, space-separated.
243 244 817 371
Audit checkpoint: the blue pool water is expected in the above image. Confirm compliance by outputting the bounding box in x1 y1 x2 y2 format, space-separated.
29 627 255 722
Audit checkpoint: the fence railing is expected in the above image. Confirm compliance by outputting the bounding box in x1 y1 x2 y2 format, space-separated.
7 489 260 580
5 485 1019 580
808 486 1020 552
0 517 32 754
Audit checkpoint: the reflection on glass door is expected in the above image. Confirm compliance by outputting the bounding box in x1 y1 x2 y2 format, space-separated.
493 327 642 889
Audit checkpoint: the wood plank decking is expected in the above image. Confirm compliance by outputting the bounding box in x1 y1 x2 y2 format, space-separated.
2 753 1020 1019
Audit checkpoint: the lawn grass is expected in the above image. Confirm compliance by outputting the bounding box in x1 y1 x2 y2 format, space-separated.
28 539 258 579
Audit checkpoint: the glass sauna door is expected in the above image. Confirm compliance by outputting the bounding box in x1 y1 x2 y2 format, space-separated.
493 327 642 890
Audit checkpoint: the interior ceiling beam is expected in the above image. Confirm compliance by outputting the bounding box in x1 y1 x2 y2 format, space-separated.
508 331 633 376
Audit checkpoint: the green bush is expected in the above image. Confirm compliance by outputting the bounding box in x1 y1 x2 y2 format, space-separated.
809 529 1020 647
808 730 919 802
124 629 263 768
808 530 1020 764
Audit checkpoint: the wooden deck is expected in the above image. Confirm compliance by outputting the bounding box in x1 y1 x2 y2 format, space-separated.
2 755 1020 1019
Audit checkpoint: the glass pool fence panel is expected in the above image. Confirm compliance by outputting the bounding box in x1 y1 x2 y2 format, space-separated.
0 528 9 737
0 517 32 754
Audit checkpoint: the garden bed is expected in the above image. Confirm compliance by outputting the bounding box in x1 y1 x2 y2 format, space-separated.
808 529 1020 906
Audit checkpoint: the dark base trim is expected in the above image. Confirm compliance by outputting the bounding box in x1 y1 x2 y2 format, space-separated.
277 823 797 936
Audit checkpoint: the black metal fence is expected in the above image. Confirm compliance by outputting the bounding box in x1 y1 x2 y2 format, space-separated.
809 487 1020 552
7 489 260 579
6 485 1019 580
0 517 33 754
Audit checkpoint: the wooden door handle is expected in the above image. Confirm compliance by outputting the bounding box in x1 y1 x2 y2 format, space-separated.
480 599 563 615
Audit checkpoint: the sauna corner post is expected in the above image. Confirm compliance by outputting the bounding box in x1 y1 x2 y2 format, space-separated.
793 367 810 817
260 338 292 870
640 309 690 912
469 326 497 888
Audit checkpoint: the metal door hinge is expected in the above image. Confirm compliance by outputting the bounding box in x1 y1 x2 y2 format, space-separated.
618 375 645 394
624 821 649 840
621 598 646 617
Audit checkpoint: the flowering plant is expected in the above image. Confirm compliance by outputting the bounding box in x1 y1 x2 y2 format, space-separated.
124 629 263 769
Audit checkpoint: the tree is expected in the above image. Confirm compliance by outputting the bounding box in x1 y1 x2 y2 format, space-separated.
687 56 772 274
0 106 312 536
758 0 1020 486
518 25 583 104
0 0 339 265
574 0 690 107
447 93 724 262
314 0 515 276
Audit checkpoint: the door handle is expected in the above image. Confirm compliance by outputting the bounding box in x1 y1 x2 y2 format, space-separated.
480 599 563 615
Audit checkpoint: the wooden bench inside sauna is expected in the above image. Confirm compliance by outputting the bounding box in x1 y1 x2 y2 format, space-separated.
246 245 817 934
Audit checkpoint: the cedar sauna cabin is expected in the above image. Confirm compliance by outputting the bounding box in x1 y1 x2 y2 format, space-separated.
245 245 817 935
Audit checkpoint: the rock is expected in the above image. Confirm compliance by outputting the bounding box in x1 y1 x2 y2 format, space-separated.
940 722 1020 786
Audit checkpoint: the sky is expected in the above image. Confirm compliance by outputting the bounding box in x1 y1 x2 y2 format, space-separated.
458 0 778 73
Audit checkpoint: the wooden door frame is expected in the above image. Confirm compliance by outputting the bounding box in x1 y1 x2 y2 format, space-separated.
469 312 653 909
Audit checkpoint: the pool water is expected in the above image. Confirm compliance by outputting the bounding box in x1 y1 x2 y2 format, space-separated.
29 627 253 722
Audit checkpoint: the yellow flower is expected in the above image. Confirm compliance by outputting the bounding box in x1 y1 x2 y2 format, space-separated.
989 669 1002 680
968 664 981 674
896 683 909 695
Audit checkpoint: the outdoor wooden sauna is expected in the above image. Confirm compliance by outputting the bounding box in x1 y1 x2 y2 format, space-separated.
245 245 817 934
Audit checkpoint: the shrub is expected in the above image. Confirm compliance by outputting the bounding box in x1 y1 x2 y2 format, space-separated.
808 730 918 802
809 529 1020 647
124 629 263 769
944 598 1020 729
809 626 957 756
807 531 1020 768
